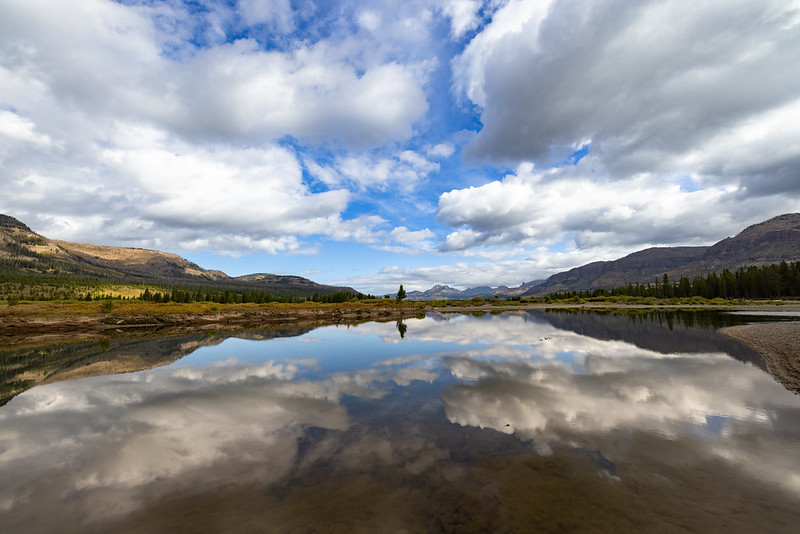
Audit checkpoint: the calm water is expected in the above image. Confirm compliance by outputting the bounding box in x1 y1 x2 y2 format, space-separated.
2 310 800 533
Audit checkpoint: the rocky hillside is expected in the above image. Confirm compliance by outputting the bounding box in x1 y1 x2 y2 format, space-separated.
524 213 800 296
0 214 356 296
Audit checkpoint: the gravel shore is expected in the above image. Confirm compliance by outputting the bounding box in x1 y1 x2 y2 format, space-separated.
720 322 800 394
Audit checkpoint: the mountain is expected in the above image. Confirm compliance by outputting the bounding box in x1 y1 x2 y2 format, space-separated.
0 215 356 296
523 213 800 296
405 280 546 301
405 285 480 301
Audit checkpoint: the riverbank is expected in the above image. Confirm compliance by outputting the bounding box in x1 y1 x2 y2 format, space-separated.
0 302 428 347
719 321 800 394
0 299 800 352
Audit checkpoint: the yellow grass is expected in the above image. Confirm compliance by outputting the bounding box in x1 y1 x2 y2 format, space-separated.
0 298 423 319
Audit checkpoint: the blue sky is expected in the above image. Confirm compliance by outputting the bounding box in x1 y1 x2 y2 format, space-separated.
2 0 800 295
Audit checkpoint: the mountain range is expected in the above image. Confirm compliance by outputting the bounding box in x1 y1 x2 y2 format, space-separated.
0 214 357 297
3 213 800 300
407 213 800 300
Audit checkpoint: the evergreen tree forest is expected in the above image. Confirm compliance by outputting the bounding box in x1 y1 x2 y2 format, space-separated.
136 287 369 304
545 261 800 301
0 270 372 304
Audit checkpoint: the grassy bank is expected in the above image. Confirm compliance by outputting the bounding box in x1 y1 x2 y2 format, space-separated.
0 298 426 319
2 295 796 322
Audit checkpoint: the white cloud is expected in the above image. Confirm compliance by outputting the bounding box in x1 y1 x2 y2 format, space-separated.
307 150 440 191
390 226 436 243
356 9 382 32
440 0 484 38
102 126 348 234
426 142 455 159
347 259 535 294
327 215 388 243
157 39 427 148
0 0 438 255
0 1 431 150
0 110 51 146
436 160 800 253
237 0 295 32
373 226 438 255
452 0 554 106
454 0 800 192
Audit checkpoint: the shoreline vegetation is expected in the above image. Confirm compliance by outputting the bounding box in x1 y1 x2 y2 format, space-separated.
1 296 798 337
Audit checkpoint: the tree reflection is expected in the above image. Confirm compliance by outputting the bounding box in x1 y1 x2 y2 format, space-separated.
396 320 408 339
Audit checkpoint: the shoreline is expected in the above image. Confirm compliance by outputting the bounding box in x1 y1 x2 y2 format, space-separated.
719 322 800 394
0 305 427 347
0 300 744 344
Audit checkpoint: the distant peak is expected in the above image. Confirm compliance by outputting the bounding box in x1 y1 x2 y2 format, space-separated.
0 214 32 231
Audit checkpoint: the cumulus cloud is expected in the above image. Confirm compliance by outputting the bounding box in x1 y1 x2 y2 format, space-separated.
0 0 435 255
389 226 436 243
0 0 430 149
439 0 484 38
1 119 361 253
172 42 428 146
434 0 800 261
306 150 440 191
455 0 800 189
437 160 800 254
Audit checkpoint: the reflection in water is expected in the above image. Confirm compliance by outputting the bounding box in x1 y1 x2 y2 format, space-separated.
0 328 316 406
1 311 800 532
396 319 408 339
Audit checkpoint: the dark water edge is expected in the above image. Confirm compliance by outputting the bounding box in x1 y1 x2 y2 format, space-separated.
536 308 768 369
2 310 800 533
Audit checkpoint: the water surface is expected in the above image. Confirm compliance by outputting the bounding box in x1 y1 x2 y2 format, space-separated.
2 310 799 532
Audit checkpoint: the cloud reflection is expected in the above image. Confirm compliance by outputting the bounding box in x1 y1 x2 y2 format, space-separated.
1 311 800 531
434 319 800 494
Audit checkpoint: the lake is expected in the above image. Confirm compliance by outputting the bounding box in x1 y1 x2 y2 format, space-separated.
2 310 800 532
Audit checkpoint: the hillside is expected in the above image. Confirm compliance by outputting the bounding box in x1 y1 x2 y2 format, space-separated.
0 214 356 297
523 213 800 296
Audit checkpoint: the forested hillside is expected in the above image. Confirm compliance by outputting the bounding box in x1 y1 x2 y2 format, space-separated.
0 215 359 301
526 213 800 296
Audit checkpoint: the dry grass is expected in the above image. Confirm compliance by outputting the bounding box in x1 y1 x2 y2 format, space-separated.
0 298 424 319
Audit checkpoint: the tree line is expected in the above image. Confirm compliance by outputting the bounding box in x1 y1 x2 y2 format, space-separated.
546 261 800 301
0 271 373 304
137 287 372 304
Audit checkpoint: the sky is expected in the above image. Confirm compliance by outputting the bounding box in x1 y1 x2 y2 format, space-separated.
2 0 800 295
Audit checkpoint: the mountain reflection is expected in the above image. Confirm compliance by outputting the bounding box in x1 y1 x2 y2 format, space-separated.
2 311 800 532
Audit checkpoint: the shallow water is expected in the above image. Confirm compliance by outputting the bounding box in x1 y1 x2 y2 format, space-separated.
2 310 800 532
